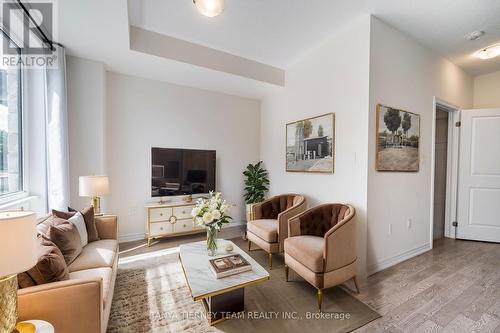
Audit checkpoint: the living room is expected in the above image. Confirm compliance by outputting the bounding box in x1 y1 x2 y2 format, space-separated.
1 1 499 332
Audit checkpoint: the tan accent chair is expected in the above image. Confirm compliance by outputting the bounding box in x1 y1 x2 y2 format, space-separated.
246 194 306 269
18 215 119 333
284 203 357 311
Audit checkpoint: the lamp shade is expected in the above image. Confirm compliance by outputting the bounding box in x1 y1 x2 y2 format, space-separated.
0 211 37 276
79 176 110 197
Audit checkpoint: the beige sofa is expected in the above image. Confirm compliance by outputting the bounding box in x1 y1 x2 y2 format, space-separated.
17 215 119 333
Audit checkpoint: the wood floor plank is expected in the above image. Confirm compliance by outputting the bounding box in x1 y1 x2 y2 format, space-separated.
354 239 500 332
411 319 443 333
441 314 475 333
470 313 500 333
463 277 500 321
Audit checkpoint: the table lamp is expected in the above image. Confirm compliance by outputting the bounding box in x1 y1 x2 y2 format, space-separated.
79 175 110 215
0 211 37 333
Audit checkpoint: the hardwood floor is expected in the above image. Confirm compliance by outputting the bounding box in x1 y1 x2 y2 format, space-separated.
354 238 500 332
119 231 500 332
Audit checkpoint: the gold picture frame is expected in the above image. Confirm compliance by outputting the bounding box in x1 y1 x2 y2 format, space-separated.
376 104 420 172
286 113 335 173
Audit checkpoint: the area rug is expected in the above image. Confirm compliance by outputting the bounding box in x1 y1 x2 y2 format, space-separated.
107 237 380 333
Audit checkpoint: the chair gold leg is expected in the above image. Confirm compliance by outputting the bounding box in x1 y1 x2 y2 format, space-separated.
353 275 360 294
248 240 251 251
317 289 323 312
268 253 272 270
285 264 289 282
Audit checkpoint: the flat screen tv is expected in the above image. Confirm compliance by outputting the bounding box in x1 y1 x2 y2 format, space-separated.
151 147 216 197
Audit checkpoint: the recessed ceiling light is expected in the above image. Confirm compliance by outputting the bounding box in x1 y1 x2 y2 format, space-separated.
465 30 485 41
193 0 225 17
474 43 500 60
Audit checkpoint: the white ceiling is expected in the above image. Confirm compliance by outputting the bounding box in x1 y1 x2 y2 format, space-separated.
58 0 500 99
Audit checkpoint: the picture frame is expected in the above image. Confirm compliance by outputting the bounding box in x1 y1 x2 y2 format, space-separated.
376 104 420 172
286 113 335 173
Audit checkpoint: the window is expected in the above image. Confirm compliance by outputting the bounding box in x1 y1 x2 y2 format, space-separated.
0 31 23 197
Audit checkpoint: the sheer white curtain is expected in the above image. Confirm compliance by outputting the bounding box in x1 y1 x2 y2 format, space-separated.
45 45 70 211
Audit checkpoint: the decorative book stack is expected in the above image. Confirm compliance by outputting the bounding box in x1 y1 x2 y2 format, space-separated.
209 254 252 279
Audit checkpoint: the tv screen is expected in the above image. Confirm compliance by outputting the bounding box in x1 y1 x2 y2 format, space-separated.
151 147 216 197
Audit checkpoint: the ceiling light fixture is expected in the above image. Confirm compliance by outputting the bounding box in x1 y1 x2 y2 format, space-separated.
193 0 225 17
474 43 500 60
465 30 485 41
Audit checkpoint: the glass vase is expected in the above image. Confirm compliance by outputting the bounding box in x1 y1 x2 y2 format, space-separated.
206 227 218 256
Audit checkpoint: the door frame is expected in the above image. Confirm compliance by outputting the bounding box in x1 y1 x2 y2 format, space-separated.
430 97 461 245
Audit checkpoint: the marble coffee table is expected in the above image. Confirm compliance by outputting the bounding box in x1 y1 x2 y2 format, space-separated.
179 239 269 325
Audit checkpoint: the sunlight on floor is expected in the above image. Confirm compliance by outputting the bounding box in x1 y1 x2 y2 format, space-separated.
119 246 180 265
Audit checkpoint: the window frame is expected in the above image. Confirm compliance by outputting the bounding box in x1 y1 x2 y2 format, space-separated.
0 28 28 204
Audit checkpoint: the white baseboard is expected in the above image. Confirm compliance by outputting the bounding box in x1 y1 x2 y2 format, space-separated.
367 242 431 276
118 232 145 243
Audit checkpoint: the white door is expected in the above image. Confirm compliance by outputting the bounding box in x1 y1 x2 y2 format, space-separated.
457 108 500 242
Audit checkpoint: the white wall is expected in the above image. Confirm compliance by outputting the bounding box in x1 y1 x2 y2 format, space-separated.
105 72 261 242
366 17 473 274
473 70 500 108
260 16 371 278
66 56 106 210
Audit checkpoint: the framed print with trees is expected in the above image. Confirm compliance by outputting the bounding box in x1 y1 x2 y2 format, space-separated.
376 104 420 172
286 113 335 173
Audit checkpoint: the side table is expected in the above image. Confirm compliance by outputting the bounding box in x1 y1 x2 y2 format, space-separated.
15 320 54 333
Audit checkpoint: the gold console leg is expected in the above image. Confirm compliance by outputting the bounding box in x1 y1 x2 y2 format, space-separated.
285 264 289 282
317 289 323 312
268 253 272 270
353 275 360 294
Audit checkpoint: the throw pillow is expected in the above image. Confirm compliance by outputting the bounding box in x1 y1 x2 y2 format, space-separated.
68 212 88 247
17 272 36 288
53 206 100 242
48 220 83 264
36 214 66 236
18 234 69 287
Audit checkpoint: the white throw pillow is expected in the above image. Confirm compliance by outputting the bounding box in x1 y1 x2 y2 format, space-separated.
68 212 88 247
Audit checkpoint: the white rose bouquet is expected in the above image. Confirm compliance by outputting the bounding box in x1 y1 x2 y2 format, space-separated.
191 192 232 255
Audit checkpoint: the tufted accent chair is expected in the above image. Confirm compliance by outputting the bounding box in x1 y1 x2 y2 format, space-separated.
246 194 306 269
284 203 357 311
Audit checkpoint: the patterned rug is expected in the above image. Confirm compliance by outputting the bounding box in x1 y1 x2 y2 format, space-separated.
107 238 380 333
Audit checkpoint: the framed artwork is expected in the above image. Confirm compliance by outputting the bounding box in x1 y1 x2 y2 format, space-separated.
286 113 335 173
376 104 420 172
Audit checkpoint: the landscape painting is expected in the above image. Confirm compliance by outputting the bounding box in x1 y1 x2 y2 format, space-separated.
376 105 420 172
286 113 334 173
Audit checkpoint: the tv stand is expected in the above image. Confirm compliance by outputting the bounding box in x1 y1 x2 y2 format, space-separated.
146 201 203 246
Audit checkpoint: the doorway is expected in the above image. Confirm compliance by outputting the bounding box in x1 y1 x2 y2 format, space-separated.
430 98 460 245
433 108 449 240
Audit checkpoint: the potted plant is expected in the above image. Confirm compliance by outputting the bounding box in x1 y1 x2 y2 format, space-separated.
243 161 270 222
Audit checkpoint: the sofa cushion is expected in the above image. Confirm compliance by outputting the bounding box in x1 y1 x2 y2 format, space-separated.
68 240 118 272
36 214 64 236
49 221 83 265
19 234 69 288
247 219 278 242
53 207 100 242
68 212 88 247
70 267 112 308
284 236 324 272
